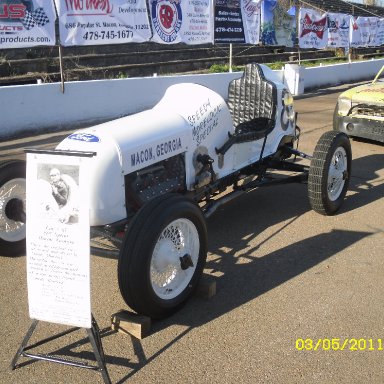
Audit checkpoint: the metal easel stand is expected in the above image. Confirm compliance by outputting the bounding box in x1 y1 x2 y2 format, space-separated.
10 315 111 384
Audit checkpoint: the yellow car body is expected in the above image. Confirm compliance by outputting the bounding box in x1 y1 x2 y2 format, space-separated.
333 65 384 143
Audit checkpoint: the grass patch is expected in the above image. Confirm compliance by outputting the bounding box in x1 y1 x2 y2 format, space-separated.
209 54 384 73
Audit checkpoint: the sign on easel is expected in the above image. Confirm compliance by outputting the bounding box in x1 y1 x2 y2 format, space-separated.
26 151 91 328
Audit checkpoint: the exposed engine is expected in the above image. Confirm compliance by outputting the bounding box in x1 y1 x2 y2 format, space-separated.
125 154 185 211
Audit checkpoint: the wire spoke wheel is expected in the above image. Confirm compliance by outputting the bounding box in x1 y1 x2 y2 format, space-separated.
327 147 348 201
151 218 200 300
118 194 207 319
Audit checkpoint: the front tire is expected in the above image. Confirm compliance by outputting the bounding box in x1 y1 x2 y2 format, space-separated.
118 194 208 319
308 131 351 215
0 160 26 256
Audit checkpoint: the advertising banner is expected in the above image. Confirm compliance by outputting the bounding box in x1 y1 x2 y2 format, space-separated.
150 0 213 44
241 0 261 45
214 0 260 44
26 152 92 329
298 8 328 49
180 0 213 44
55 0 151 46
366 17 379 47
214 0 245 43
373 18 384 46
261 0 295 47
327 13 351 48
0 0 56 48
350 16 378 48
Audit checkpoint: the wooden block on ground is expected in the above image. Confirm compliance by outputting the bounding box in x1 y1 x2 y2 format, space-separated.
195 275 216 299
111 310 151 339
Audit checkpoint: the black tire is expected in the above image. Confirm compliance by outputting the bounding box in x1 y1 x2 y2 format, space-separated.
118 194 208 319
308 131 352 216
0 160 26 256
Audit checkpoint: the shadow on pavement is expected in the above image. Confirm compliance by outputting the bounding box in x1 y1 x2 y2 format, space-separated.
347 153 384 212
112 182 372 382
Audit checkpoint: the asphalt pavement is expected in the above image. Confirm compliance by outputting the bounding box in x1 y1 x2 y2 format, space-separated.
0 81 383 384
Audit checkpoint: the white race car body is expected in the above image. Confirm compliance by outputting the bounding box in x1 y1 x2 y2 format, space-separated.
57 65 295 226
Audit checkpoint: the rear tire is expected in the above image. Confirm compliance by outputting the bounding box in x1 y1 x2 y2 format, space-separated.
308 131 351 215
0 160 26 256
118 194 207 319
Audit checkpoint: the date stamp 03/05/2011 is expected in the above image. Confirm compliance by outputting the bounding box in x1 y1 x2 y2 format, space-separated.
295 338 384 352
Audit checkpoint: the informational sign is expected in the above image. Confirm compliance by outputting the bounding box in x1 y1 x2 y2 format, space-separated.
55 0 151 46
350 16 378 48
327 13 351 48
26 152 91 329
150 0 213 44
261 0 295 47
0 0 56 48
298 7 328 49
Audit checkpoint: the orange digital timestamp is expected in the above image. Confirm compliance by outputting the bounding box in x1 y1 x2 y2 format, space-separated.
295 338 384 351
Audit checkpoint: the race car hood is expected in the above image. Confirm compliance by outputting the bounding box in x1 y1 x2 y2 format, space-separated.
55 83 230 226
340 82 384 105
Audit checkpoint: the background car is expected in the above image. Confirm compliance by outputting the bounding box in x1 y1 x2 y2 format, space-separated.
333 65 384 144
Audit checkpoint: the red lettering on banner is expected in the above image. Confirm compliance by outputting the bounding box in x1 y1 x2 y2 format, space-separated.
243 0 260 17
0 4 26 19
64 0 113 14
300 13 327 38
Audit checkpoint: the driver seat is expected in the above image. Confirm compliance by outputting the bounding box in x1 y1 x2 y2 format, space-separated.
216 63 277 156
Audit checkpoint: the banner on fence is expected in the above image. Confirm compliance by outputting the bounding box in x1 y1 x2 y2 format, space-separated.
55 0 151 46
150 0 213 44
26 152 92 329
241 0 261 45
214 0 245 43
298 8 328 49
180 0 213 44
260 0 295 47
374 18 384 46
350 16 378 48
0 0 56 48
214 0 260 44
327 13 351 48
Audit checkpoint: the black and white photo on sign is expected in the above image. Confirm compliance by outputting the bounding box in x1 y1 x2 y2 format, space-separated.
34 163 79 224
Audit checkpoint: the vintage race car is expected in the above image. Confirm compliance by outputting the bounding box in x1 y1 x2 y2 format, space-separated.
333 64 384 143
0 63 352 318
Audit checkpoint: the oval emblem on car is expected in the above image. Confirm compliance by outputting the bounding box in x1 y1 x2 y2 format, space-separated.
68 133 100 143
